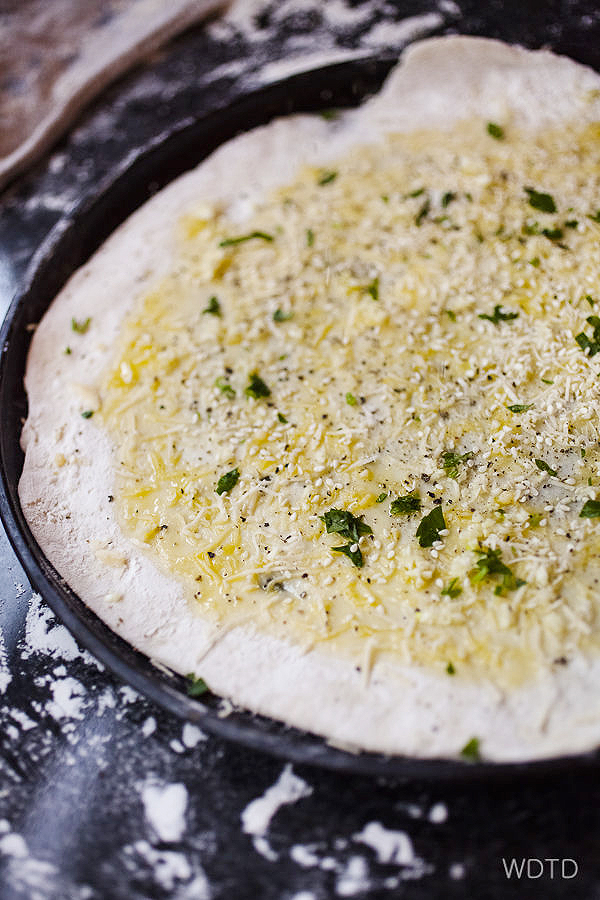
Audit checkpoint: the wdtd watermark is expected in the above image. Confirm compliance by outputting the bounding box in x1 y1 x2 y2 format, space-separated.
502 858 578 880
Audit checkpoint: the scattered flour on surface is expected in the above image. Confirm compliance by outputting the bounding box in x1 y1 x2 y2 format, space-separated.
182 722 206 748
140 781 189 843
142 715 157 737
241 763 313 860
22 593 81 662
0 625 11 694
428 802 448 824
47 676 87 721
336 855 372 897
353 821 432 879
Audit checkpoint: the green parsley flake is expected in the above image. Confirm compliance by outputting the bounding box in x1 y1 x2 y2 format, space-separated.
345 392 357 406
535 458 557 476
580 499 600 518
318 170 338 186
524 187 556 214
306 228 315 247
441 577 462 599
219 231 274 247
202 296 221 316
506 403 533 413
478 304 519 325
215 376 235 398
461 737 481 761
588 210 600 223
320 508 373 542
469 547 525 595
277 412 288 423
186 674 209 697
81 410 93 419
541 377 554 385
390 492 421 515
332 542 363 568
486 122 504 140
565 219 579 228
416 505 446 548
415 197 430 226
441 191 456 208
575 315 600 357
442 450 473 479
273 308 293 322
245 373 271 399
446 661 456 675
366 277 379 301
215 467 240 495
445 309 456 322
71 316 91 334
64 346 72 355
376 493 388 503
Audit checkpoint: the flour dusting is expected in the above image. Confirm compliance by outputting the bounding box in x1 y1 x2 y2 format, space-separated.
140 781 189 843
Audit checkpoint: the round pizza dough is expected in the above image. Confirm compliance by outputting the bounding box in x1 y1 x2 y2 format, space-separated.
19 36 600 761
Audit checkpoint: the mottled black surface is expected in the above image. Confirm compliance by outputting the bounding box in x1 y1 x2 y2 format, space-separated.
1 3 600 898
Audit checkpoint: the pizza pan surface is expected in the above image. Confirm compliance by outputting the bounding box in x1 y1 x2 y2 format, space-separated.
1 58 599 779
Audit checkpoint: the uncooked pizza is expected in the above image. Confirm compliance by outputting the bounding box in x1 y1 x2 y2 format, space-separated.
19 37 600 760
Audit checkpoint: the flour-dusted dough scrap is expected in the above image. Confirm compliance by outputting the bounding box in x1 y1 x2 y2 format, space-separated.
20 37 600 761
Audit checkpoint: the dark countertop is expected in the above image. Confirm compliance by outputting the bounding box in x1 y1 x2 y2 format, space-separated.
1 3 600 898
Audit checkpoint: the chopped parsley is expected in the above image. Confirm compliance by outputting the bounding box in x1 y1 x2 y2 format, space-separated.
320 508 373 542
202 296 221 316
524 187 556 214
529 256 540 267
81 410 93 419
541 226 563 241
441 191 456 208
442 450 473 479
506 403 533 413
486 122 504 140
565 219 579 228
535 458 557 476
366 277 379 301
332 542 363 568
277 412 288 423
376 493 388 503
273 308 293 322
186 674 209 697
390 492 421 515
306 228 315 247
64 346 72 355
588 210 600 223
408 187 425 198
215 376 235 398
345 392 357 406
469 547 525 595
445 309 456 322
215 467 240 495
318 170 338 186
580 499 600 518
219 231 274 247
416 505 446 548
541 377 554 385
575 315 600 357
415 197 430 226
461 737 481 761
478 304 519 325
245 373 271 399
71 316 91 334
446 661 456 675
441 577 462 599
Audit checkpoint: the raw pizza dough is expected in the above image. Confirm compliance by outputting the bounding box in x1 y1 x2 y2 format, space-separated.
0 0 226 191
19 37 600 761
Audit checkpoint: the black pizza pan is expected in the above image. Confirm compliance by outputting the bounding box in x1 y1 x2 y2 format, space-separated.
1 57 598 780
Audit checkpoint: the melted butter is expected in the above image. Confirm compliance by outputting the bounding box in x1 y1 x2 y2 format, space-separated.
99 119 600 685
